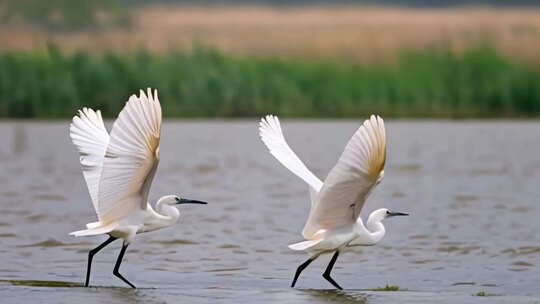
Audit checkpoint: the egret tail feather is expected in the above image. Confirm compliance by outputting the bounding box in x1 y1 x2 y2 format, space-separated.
288 239 323 251
86 221 102 229
70 222 117 237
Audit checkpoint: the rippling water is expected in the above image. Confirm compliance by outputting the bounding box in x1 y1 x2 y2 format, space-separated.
1 120 540 304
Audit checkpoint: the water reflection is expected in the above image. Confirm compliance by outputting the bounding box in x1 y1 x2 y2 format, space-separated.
106 287 142 303
300 289 369 304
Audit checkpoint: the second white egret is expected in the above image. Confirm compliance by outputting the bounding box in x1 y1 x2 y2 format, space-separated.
69 88 207 288
259 114 408 290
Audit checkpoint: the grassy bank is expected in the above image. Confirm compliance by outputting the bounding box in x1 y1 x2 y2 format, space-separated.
0 45 539 118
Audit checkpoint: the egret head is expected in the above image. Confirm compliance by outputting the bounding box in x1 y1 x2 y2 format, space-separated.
153 195 207 226
158 195 208 206
382 208 408 219
174 196 208 206
371 208 409 222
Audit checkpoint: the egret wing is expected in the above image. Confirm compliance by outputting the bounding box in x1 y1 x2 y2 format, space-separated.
97 88 162 223
259 115 324 202
69 108 110 215
302 115 386 239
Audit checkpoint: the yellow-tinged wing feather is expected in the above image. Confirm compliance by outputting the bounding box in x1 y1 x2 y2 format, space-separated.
97 88 162 223
302 115 386 239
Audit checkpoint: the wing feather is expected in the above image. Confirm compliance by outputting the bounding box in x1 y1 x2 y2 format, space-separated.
302 115 386 239
97 88 162 223
259 115 323 202
69 108 110 216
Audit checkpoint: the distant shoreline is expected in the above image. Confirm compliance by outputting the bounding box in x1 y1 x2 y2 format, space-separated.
2 5 540 64
0 46 538 119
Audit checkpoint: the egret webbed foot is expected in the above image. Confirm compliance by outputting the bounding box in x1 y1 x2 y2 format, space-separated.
322 273 343 290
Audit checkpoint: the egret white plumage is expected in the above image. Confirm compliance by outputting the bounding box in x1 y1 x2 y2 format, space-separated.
259 114 408 290
69 88 207 288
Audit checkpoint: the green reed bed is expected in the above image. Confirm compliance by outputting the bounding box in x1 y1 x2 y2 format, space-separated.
0 45 539 118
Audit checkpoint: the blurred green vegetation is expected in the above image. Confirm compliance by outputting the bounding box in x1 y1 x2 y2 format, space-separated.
0 44 539 118
0 0 131 30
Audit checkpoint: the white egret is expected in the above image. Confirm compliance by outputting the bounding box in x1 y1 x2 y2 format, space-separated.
69 88 207 288
259 114 408 290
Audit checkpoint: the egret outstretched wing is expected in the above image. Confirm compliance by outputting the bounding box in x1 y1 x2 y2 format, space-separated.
98 88 162 223
302 115 386 239
70 108 110 215
259 115 324 201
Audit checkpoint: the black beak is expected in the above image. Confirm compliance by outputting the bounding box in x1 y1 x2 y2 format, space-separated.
388 211 409 217
176 198 208 205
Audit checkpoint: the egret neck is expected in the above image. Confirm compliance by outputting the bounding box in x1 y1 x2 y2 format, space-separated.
145 195 207 232
363 209 387 245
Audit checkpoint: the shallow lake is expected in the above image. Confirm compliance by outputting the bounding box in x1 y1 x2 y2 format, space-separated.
0 120 539 303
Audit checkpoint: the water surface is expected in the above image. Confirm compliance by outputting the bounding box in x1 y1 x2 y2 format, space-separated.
1 120 540 303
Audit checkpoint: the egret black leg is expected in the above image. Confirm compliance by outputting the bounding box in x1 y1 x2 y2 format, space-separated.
85 235 117 287
322 251 343 290
113 242 136 288
291 258 314 288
